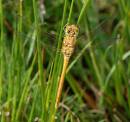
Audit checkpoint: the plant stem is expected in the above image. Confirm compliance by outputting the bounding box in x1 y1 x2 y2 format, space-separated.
67 0 75 24
55 57 69 108
0 0 3 104
77 0 89 25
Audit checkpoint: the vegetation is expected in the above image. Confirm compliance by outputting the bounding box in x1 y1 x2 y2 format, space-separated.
0 0 130 121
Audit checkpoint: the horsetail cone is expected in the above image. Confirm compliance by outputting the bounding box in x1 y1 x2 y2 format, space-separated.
56 24 79 108
62 24 79 60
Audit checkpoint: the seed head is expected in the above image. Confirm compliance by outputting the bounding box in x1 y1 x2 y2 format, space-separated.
62 24 79 59
64 24 79 37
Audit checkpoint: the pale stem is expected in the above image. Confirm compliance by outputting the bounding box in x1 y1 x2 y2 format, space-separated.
55 56 69 108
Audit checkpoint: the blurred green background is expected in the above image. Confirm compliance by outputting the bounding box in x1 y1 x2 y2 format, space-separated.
0 0 130 122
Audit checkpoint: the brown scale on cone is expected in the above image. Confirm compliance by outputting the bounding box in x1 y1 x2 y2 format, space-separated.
62 24 79 60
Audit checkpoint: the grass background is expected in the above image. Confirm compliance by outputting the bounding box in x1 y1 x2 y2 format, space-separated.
0 0 130 122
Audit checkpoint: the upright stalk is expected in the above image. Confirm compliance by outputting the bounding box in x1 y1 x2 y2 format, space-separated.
0 0 3 104
55 25 79 109
55 57 69 108
67 0 75 24
85 17 104 106
13 0 23 121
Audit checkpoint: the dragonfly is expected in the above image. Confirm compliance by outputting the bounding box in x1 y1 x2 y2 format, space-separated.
5 25 118 63
4 18 120 67
3 1 120 64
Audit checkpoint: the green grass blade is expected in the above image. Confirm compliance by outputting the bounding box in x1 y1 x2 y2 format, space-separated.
77 0 90 25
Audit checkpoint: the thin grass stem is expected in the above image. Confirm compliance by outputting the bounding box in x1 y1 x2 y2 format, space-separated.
55 58 69 108
77 0 89 25
0 0 3 105
67 0 75 24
